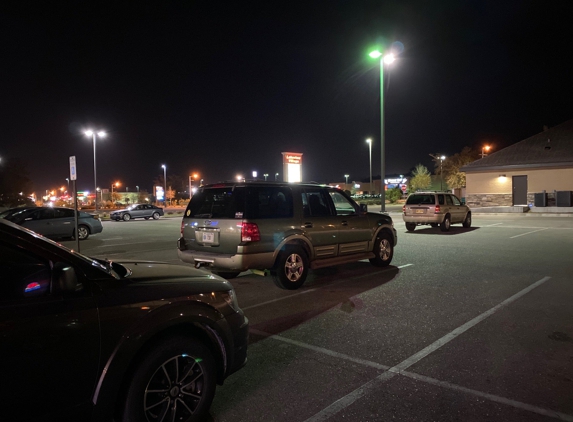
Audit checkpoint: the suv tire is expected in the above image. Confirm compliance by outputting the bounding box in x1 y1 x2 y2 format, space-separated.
369 232 394 267
440 215 451 232
462 212 472 228
122 336 216 422
272 247 309 290
405 222 416 232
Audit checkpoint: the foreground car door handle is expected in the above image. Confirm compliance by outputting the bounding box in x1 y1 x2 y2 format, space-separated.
341 221 348 226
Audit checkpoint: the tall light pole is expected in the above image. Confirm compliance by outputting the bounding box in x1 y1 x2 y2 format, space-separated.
264 173 269 181
369 50 396 213
429 154 447 191
84 129 106 211
275 172 279 181
161 164 167 205
481 145 491 158
344 174 349 185
366 138 373 193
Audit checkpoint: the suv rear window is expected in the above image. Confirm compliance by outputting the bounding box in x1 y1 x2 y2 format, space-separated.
406 194 436 205
186 186 293 219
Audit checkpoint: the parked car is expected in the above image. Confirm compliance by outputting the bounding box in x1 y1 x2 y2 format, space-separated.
1 206 102 240
0 218 248 421
111 204 164 221
178 181 397 289
402 191 471 232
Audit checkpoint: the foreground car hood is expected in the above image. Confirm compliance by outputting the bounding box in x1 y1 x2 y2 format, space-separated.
110 208 130 213
115 260 232 290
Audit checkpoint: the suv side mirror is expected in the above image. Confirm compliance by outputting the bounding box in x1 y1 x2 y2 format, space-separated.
359 203 368 213
461 198 466 205
53 262 83 293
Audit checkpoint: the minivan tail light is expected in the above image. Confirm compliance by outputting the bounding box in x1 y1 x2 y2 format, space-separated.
402 205 406 213
180 220 185 235
434 205 441 213
241 222 260 242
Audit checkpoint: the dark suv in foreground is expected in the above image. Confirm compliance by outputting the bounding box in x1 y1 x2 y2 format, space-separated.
0 219 248 422
177 182 397 289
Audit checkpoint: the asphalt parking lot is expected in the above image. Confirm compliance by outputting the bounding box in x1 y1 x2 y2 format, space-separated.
71 214 573 422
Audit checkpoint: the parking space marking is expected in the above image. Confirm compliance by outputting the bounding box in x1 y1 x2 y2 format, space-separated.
293 276 552 422
243 264 413 311
510 228 549 239
482 222 503 227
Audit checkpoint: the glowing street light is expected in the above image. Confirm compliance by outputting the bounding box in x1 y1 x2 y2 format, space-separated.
264 173 269 181
189 173 199 198
344 174 349 185
481 145 491 158
369 49 398 212
275 172 279 181
430 154 447 191
84 129 106 211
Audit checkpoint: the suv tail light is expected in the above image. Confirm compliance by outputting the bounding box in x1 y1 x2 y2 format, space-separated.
434 205 441 213
241 222 260 242
402 205 406 213
180 220 185 236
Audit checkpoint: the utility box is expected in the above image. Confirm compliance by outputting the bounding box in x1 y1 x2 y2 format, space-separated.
556 191 573 207
534 192 547 207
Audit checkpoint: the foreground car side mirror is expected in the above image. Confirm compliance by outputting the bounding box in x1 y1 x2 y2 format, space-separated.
359 203 368 214
53 262 83 293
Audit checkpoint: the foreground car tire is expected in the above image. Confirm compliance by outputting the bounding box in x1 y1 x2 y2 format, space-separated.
152 212 160 220
123 213 131 221
272 247 309 290
405 222 416 232
369 232 394 267
122 336 216 422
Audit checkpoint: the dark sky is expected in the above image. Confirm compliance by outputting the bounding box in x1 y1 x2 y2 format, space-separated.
2 0 573 194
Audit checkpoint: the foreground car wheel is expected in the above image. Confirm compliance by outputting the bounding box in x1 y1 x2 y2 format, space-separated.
152 212 160 220
405 222 416 232
272 247 308 290
369 232 393 267
463 212 472 228
122 336 216 422
123 213 131 221
76 225 90 240
440 216 451 232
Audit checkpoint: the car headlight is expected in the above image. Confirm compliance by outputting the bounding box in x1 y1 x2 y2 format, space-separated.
221 289 241 312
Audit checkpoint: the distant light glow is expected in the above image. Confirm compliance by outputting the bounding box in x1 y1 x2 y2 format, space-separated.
383 53 395 64
369 50 382 58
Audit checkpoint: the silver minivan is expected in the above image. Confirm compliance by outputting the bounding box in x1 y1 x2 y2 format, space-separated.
177 182 397 289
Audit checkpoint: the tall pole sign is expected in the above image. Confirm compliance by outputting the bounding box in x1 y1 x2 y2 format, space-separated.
70 156 80 252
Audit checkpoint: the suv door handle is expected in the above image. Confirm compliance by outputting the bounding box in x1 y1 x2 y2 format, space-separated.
341 220 348 226
304 222 313 228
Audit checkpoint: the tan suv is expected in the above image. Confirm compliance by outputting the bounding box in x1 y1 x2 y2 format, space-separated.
402 191 471 232
177 182 397 289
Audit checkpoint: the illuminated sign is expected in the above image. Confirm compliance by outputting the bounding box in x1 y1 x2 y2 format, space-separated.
282 152 303 183
155 186 165 200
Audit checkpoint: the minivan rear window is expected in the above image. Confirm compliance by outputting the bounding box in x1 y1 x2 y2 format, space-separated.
186 186 293 219
406 194 435 205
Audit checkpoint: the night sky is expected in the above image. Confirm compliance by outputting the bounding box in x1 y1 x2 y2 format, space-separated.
2 1 573 194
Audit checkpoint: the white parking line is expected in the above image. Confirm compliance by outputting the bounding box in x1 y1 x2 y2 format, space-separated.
510 228 549 239
296 276 552 422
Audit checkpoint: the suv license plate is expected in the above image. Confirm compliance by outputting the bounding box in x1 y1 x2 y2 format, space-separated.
415 209 424 214
202 232 215 243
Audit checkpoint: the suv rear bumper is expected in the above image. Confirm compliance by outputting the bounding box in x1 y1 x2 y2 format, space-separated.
402 214 444 224
178 239 275 270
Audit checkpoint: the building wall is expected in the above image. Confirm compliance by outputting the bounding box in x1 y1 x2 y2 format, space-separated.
465 167 573 207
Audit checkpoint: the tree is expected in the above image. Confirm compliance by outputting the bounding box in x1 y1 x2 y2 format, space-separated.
442 147 479 189
0 158 34 207
386 187 402 203
408 164 432 192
